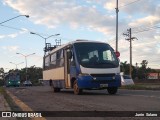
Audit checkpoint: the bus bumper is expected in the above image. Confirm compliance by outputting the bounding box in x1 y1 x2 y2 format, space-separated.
77 74 121 89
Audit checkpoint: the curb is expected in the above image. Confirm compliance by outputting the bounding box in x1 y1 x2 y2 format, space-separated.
5 90 46 120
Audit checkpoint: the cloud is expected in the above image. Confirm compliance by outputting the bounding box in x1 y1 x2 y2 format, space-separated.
0 35 5 39
129 16 160 27
4 0 118 35
2 45 19 52
0 29 28 40
104 0 115 11
0 33 17 39
3 0 159 35
7 33 18 38
3 0 160 68
20 28 29 33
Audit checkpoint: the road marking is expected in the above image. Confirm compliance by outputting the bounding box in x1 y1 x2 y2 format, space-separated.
6 90 46 120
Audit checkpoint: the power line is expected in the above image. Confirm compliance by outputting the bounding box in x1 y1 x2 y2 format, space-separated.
132 24 160 30
0 24 61 38
133 26 160 34
0 24 27 32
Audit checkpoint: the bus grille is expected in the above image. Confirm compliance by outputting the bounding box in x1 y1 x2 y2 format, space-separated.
90 74 115 77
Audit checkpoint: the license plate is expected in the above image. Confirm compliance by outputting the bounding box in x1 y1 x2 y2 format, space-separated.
100 84 108 88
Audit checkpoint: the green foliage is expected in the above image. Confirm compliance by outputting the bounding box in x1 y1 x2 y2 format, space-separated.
0 68 5 86
120 61 130 75
3 67 43 86
0 80 4 86
121 84 160 90
27 66 43 85
120 60 157 80
0 87 4 93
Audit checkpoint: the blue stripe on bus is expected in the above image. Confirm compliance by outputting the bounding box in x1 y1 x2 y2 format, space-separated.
77 75 121 89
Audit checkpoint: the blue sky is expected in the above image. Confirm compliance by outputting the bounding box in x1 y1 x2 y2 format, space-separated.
0 0 160 71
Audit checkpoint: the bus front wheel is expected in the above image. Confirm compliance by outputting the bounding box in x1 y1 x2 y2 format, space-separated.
73 80 83 95
107 87 118 95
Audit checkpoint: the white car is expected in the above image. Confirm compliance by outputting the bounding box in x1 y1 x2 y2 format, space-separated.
121 75 134 86
23 80 32 86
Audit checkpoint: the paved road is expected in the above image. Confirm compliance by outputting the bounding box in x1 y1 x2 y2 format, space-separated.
6 86 160 120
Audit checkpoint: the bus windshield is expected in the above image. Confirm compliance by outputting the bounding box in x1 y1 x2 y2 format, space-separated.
74 42 119 68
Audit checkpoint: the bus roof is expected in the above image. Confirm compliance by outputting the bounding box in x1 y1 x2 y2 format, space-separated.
47 40 109 55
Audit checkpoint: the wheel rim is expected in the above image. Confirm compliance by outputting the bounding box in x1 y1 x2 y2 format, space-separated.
74 81 79 94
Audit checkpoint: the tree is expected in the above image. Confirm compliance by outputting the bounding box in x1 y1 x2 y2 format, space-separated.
120 60 156 80
120 61 130 75
4 66 43 85
0 68 4 74
27 66 42 84
141 60 148 69
0 68 4 86
0 68 4 79
140 60 148 80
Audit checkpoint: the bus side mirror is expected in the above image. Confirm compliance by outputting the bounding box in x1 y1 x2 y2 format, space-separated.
115 51 120 58
67 51 72 59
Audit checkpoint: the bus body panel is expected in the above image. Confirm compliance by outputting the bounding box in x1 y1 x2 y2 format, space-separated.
43 67 64 80
43 67 65 88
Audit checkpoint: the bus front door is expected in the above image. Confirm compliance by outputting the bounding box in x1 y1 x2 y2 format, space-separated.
64 49 71 88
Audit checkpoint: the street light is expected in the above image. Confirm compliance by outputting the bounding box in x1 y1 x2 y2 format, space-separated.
30 32 60 54
16 52 35 81
0 15 29 24
9 62 24 69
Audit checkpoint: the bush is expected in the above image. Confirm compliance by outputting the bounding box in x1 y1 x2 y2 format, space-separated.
0 80 4 86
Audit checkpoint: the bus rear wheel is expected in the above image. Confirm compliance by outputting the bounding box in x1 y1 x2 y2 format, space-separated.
107 87 118 95
73 80 82 95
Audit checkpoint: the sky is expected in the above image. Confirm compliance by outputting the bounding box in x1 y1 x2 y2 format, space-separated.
0 0 160 72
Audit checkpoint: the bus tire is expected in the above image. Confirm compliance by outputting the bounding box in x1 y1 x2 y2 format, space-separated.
107 87 118 95
73 80 82 95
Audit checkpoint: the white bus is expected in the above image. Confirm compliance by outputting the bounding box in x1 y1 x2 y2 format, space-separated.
43 40 121 95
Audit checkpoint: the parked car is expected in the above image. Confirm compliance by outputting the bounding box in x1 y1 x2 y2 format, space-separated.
121 75 134 86
23 80 32 86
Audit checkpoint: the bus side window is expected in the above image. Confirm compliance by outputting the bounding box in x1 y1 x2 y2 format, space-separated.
45 56 50 69
59 49 64 67
56 50 61 67
51 53 56 67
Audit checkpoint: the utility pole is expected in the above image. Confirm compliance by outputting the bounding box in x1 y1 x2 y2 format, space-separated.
123 28 138 78
115 0 119 52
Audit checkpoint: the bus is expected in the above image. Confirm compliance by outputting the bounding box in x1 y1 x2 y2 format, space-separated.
5 70 20 87
43 40 121 95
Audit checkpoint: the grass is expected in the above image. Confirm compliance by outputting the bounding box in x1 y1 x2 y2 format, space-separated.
0 87 21 111
120 84 160 90
0 87 5 94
